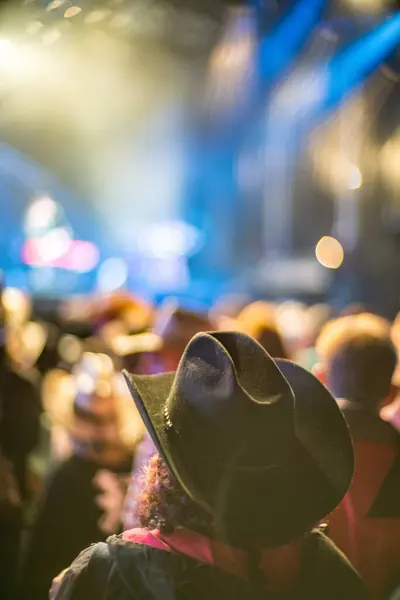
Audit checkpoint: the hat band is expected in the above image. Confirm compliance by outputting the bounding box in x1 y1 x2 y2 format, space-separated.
163 403 174 432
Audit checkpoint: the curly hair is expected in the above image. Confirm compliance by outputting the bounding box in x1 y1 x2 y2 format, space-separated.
135 454 213 535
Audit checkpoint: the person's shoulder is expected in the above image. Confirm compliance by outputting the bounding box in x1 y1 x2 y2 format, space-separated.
52 543 112 600
67 545 96 576
341 403 400 446
304 530 367 600
52 545 96 599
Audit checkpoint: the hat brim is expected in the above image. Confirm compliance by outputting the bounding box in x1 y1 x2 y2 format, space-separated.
123 360 353 546
123 370 213 512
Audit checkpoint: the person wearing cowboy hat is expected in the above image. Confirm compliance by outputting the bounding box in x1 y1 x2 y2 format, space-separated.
52 331 365 600
20 352 144 600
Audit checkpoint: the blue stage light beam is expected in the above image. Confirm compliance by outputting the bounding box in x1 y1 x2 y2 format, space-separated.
325 13 400 110
274 13 400 130
205 0 327 147
258 0 328 83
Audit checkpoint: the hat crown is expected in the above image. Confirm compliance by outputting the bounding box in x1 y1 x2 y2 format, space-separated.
167 332 295 465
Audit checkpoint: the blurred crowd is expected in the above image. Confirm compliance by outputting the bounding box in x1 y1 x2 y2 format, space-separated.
1 282 400 600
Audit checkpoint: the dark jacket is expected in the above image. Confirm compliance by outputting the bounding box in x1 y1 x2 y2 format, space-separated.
0 359 41 498
329 401 400 600
0 357 39 600
20 454 132 600
54 530 366 600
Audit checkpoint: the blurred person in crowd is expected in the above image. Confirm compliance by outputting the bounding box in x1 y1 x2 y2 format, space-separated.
0 283 41 500
111 331 161 376
144 299 215 372
381 312 400 432
0 446 22 600
229 300 289 359
296 304 331 370
52 331 364 600
275 301 309 359
209 293 249 327
0 282 41 599
58 292 153 355
34 324 62 376
3 286 61 376
20 352 144 600
32 334 86 470
316 313 400 599
91 291 153 340
122 301 214 531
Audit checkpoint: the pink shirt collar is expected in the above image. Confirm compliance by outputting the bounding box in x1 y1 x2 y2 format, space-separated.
123 527 303 591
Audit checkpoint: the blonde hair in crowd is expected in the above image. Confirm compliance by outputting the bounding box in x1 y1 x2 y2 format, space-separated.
316 313 397 406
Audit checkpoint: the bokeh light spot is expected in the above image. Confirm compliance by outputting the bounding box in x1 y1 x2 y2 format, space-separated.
64 6 82 18
315 236 344 269
97 258 128 292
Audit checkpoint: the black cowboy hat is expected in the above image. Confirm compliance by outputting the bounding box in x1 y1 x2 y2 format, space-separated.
123 331 353 548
